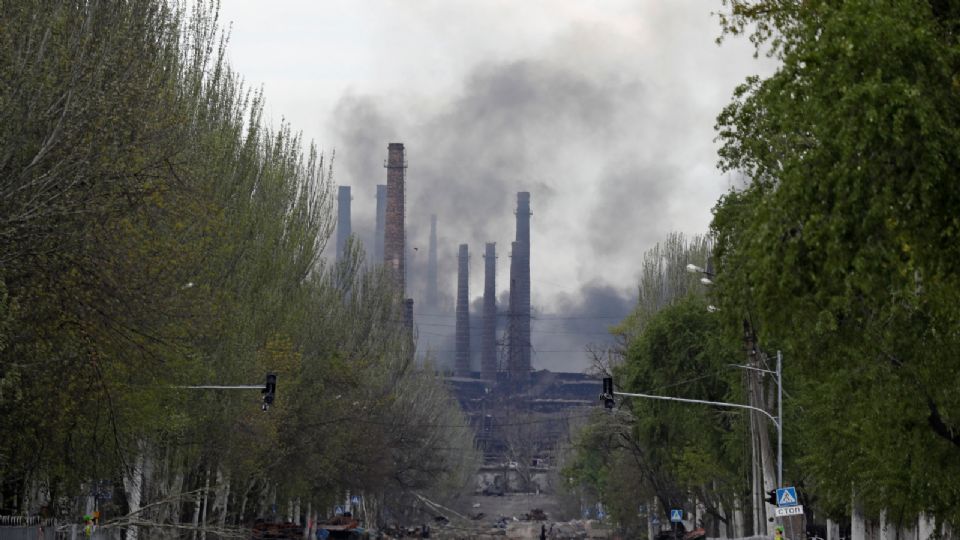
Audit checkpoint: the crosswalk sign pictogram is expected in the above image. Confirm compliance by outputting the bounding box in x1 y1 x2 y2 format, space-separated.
670 509 683 523
776 487 798 507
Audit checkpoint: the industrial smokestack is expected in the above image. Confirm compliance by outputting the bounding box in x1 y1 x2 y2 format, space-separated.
455 244 470 376
482 242 497 381
508 240 519 378
336 186 352 259
426 214 439 309
510 192 532 380
384 144 406 293
374 184 387 262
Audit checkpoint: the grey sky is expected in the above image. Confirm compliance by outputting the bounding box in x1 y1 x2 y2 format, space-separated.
217 0 773 371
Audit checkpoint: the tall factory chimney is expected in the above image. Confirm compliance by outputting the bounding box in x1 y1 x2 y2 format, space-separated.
384 144 407 293
374 184 387 262
455 244 471 376
482 242 497 381
426 214 439 309
510 192 532 380
336 186 352 259
507 241 519 377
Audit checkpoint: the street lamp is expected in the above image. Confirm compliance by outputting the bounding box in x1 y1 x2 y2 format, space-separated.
684 261 782 486
686 263 715 286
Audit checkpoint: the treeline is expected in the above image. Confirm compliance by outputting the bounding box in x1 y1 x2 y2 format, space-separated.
0 0 475 534
568 0 960 536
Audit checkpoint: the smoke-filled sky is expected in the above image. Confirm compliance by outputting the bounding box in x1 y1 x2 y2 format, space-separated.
218 1 775 372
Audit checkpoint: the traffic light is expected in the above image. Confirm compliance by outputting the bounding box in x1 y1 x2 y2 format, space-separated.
262 373 277 411
765 489 777 506
600 377 615 409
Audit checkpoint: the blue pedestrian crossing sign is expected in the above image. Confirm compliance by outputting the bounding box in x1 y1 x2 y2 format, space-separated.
670 509 683 523
351 495 360 505
334 505 344 515
777 487 798 507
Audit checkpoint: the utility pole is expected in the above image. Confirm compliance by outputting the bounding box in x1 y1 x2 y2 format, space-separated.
684 264 783 535
742 320 779 535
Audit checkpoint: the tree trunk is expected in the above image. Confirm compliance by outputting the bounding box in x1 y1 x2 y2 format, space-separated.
851 492 867 540
649 497 657 540
733 496 744 538
191 470 202 540
140 446 155 525
200 467 210 540
215 468 230 532
123 440 147 540
161 466 184 529
880 510 894 540
918 513 935 540
827 518 839 540
303 502 312 540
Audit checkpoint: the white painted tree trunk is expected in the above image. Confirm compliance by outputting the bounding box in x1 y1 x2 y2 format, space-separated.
140 448 155 525
122 440 147 540
918 513 935 540
200 468 211 540
716 498 727 539
827 518 840 540
215 469 230 531
191 476 202 540
880 510 894 540
851 493 867 540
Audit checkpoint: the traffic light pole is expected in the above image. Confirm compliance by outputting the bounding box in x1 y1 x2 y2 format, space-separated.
176 372 278 411
178 385 264 389
603 354 783 487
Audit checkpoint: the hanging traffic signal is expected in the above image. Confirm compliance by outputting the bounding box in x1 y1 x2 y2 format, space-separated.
262 373 277 411
600 377 615 409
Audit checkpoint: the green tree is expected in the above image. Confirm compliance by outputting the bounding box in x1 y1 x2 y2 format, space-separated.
568 234 749 535
714 0 960 523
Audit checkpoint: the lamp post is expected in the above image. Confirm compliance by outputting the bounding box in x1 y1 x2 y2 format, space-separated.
683 262 782 487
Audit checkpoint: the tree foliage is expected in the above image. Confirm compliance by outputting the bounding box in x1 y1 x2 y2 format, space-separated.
713 0 960 523
0 0 477 531
568 234 748 533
